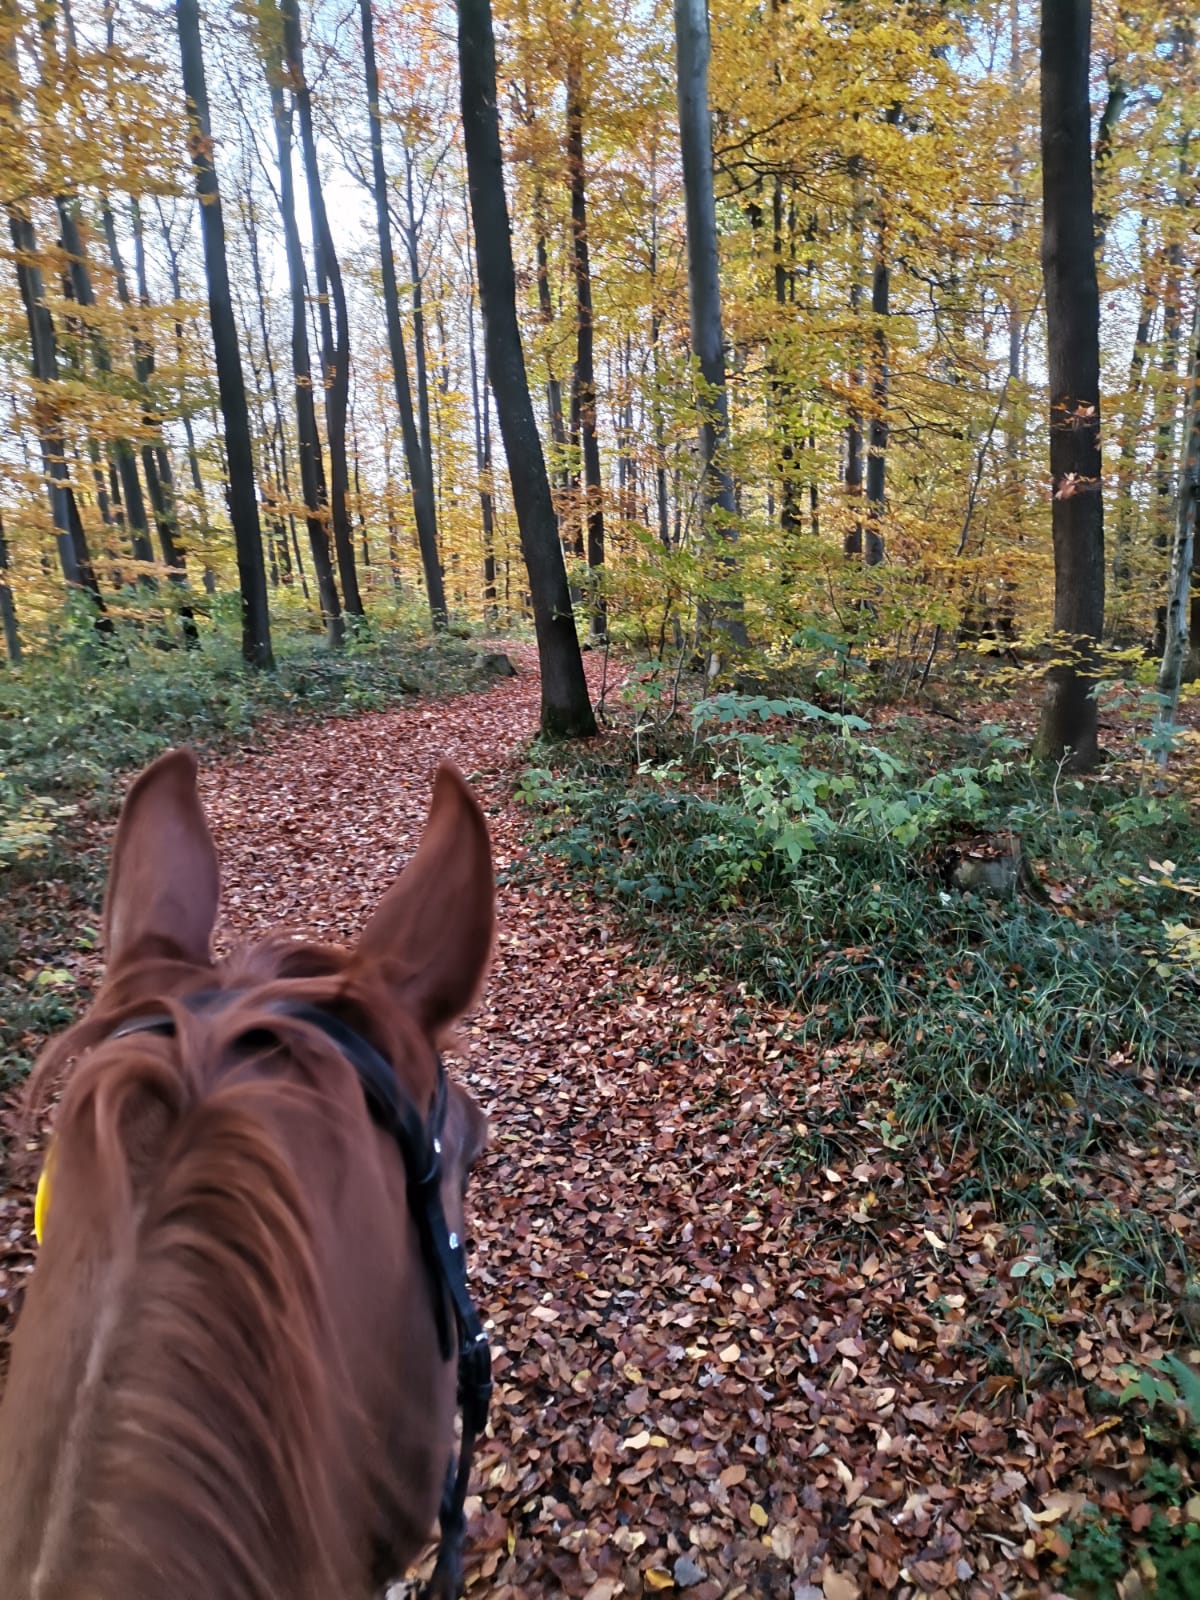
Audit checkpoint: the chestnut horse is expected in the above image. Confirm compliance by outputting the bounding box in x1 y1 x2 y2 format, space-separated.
0 749 494 1600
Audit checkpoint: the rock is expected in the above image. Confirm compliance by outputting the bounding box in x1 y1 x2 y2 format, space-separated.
480 651 517 677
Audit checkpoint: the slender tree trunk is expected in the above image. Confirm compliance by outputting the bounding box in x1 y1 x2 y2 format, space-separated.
250 213 305 595
539 249 570 499
456 0 595 737
99 199 193 617
674 0 744 644
359 0 446 626
0 512 21 662
401 148 438 519
131 203 185 561
8 210 103 599
1157 273 1199 716
176 0 272 666
1092 68 1128 262
240 181 295 589
280 0 362 619
351 406 370 570
566 9 606 638
1033 0 1103 769
1154 243 1186 546
156 205 213 538
1149 35 1192 657
862 105 901 569
12 0 106 609
463 205 498 620
57 197 158 575
1112 234 1157 600
648 136 671 551
843 156 866 558
772 177 803 539
268 70 344 645
480 364 497 619
864 220 890 568
530 162 569 483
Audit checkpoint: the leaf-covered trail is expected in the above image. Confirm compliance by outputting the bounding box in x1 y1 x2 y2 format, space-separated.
1 653 1161 1599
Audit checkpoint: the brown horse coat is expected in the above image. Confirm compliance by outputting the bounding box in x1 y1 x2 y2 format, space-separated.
0 750 493 1600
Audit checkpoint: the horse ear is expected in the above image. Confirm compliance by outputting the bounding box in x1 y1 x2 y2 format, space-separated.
355 762 494 1033
103 749 220 971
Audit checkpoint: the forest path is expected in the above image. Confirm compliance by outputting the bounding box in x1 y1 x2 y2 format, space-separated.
3 651 1099 1599
201 648 1064 1600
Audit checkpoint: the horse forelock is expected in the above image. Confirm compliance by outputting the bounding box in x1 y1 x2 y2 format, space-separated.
14 936 432 1600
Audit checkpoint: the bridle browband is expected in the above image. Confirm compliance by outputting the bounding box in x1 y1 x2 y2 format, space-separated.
108 990 492 1600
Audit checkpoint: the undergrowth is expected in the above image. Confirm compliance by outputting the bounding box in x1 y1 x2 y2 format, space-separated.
519 667 1200 1589
0 601 490 1082
516 674 1200 1291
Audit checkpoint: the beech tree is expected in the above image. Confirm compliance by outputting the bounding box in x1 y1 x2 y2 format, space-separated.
0 0 1193 715
360 0 446 627
565 1 605 639
455 0 595 738
272 74 344 644
1157 273 1200 717
1033 0 1104 769
673 0 744 644
281 0 362 619
176 0 272 667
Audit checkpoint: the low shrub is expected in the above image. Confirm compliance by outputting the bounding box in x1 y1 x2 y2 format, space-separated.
517 686 1200 1286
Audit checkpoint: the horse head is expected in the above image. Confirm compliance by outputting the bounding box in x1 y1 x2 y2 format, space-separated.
0 749 494 1600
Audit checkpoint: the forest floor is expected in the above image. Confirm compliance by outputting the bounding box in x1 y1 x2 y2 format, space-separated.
0 645 1193 1600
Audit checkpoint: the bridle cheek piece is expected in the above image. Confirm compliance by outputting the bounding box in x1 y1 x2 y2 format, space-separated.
41 991 492 1599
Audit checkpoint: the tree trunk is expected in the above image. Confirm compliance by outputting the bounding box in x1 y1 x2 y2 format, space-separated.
1153 242 1185 555
8 208 103 601
1154 32 1195 567
533 185 570 489
0 512 21 662
649 135 671 551
268 68 344 645
351 407 370 570
155 202 213 537
280 0 363 619
456 0 595 738
772 177 803 540
1112 229 1156 601
566 8 606 638
239 183 305 598
401 148 438 530
843 155 866 558
673 0 745 644
59 217 144 574
359 0 446 626
864 221 890 568
1156 273 1199 721
56 198 159 577
1033 0 1103 770
463 202 497 620
176 0 272 667
7 0 107 611
100 199 193 607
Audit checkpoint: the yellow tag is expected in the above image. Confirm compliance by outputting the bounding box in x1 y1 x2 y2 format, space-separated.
34 1150 53 1245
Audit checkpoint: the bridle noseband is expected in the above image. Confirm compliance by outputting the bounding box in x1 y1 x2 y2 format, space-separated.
107 991 492 1599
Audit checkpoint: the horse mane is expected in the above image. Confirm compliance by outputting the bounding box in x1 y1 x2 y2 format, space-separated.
23 936 413 1600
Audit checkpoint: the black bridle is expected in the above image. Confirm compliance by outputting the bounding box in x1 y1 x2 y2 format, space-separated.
109 992 492 1600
